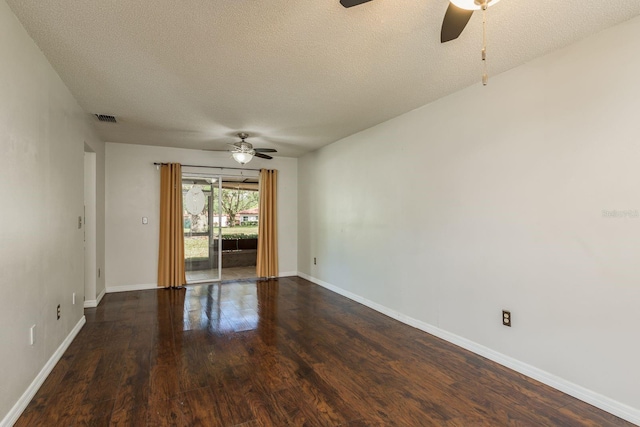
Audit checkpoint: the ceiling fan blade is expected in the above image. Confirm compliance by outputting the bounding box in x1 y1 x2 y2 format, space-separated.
254 152 273 160
254 148 277 153
441 3 474 43
340 0 373 8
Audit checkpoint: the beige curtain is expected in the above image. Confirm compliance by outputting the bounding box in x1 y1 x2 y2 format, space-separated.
256 169 278 278
158 163 186 288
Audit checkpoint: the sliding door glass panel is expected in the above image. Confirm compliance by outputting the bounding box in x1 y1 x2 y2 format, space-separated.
219 177 260 280
183 175 221 283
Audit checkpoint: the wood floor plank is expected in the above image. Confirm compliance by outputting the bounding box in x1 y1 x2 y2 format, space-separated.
15 277 637 427
146 395 185 427
108 405 148 427
83 348 126 405
176 387 225 427
270 386 340 427
148 363 181 402
26 346 105 426
210 380 255 426
74 398 115 426
112 348 151 414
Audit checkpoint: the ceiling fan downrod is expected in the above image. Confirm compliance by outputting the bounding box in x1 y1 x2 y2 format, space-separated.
481 0 489 85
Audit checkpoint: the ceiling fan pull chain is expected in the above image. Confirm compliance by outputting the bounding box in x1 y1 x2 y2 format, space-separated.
482 2 488 85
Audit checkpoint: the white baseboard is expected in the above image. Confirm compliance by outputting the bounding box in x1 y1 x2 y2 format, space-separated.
279 271 297 278
0 316 86 427
297 272 640 426
83 287 106 308
106 283 158 293
96 287 106 305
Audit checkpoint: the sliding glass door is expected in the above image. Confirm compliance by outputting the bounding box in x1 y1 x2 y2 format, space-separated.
183 175 221 283
183 172 261 283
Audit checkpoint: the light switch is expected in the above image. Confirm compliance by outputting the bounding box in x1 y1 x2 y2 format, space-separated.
142 217 148 225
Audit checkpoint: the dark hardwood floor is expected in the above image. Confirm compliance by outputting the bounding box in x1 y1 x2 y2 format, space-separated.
16 276 634 426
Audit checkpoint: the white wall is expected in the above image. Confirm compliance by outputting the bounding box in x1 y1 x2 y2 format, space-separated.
106 143 297 289
298 15 640 421
0 1 104 423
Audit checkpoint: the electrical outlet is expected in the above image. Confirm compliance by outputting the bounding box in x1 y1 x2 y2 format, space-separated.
57 304 61 320
502 310 511 327
72 292 76 305
142 216 148 225
78 216 82 229
314 257 317 265
30 325 36 346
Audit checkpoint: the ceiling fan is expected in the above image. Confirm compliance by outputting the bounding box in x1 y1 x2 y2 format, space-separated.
225 132 277 165
339 0 501 43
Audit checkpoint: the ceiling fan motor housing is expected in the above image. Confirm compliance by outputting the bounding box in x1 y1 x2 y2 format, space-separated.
238 141 254 153
227 132 277 163
451 0 499 10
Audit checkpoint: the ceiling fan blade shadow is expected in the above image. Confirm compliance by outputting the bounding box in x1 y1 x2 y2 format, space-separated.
441 3 474 43
340 0 373 8
254 148 277 153
254 153 273 160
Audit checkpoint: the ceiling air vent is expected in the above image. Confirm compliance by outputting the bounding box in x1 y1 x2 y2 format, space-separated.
95 114 117 123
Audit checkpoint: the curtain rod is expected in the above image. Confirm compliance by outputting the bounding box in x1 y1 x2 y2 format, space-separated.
153 162 261 172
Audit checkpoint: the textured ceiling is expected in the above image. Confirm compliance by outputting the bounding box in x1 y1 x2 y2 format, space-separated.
6 1 640 157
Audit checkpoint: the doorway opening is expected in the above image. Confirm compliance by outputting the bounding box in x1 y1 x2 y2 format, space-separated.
182 174 259 283
83 149 97 306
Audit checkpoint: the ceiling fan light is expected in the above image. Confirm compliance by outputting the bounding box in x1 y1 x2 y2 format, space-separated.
450 0 500 11
232 151 253 165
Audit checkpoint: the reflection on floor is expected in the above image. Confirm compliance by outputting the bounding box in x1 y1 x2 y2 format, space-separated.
181 281 261 333
186 265 256 283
